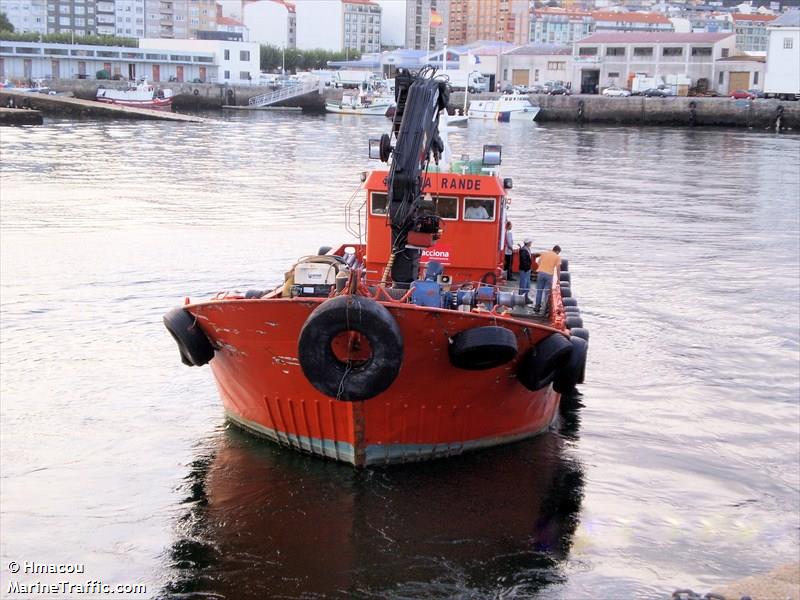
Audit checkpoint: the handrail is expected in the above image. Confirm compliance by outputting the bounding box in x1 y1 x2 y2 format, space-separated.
247 81 320 107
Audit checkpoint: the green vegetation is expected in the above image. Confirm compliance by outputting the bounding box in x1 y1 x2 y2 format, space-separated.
0 12 14 33
260 45 361 73
0 31 138 47
96 69 110 80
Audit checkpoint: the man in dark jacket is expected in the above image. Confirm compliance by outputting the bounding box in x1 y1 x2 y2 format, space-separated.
518 239 533 298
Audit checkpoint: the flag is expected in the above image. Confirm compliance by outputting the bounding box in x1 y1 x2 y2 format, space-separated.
430 9 443 28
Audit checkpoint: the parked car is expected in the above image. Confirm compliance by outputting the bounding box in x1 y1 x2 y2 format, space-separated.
548 85 571 95
529 84 544 94
730 89 756 99
644 88 669 97
747 88 765 98
602 86 631 97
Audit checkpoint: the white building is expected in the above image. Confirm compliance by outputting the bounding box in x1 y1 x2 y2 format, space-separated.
140 38 259 84
240 0 294 48
763 9 800 97
295 0 381 53
499 44 574 90
0 40 216 82
376 0 406 47
572 32 736 93
3 0 48 35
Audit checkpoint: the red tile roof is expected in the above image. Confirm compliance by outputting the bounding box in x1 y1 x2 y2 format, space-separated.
534 8 592 18
732 13 777 22
217 15 245 27
577 32 734 44
342 0 379 5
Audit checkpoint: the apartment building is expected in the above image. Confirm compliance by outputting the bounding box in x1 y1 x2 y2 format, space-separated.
111 0 145 37
572 32 736 93
144 0 215 40
405 0 448 51
733 13 777 52
530 8 673 45
46 0 98 36
447 0 529 46
295 0 380 53
3 0 48 35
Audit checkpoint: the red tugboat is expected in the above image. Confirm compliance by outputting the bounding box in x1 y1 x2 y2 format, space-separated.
164 68 589 467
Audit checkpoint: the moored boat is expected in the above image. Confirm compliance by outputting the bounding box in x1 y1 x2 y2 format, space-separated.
468 94 540 122
95 80 173 110
164 67 588 467
325 89 394 116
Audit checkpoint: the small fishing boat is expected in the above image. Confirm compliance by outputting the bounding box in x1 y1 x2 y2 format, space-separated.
468 94 540 122
95 80 173 110
325 89 394 116
164 67 588 467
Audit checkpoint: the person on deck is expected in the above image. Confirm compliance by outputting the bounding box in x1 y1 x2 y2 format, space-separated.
518 239 533 298
465 200 490 219
504 221 514 280
533 245 561 315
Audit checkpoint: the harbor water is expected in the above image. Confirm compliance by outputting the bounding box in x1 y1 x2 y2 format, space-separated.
1 113 798 599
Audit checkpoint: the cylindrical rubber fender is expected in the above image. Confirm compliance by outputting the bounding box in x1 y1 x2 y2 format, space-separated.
569 327 589 343
561 286 572 298
563 297 578 307
553 336 588 393
193 89 200 96
564 306 581 314
448 326 518 371
560 258 569 272
517 333 573 391
565 315 584 329
163 307 215 367
560 272 571 283
317 245 333 255
297 295 403 401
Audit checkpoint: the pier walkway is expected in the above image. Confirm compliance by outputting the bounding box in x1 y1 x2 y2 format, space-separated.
246 81 321 108
0 90 204 122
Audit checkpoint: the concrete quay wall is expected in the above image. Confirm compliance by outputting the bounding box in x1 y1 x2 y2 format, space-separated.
0 107 43 125
457 92 799 130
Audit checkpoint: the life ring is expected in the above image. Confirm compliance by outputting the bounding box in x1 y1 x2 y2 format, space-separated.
163 307 215 367
565 315 583 329
553 336 588 393
448 326 518 370
517 333 572 391
193 89 200 96
297 295 403 401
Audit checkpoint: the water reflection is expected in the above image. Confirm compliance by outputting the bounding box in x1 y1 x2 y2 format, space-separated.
160 410 585 599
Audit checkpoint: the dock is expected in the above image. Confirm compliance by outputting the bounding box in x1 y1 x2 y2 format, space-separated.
0 89 204 123
0 107 43 125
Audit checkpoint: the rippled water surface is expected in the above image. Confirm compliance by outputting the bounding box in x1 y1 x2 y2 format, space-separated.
1 113 799 599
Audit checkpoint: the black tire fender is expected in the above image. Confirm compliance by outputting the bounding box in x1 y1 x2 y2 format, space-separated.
163 307 215 367
560 258 569 272
561 286 572 298
448 326 518 370
297 295 403 401
193 89 200 96
553 336 588 393
563 297 578 307
560 272 571 283
317 245 333 255
564 306 581 314
566 315 584 329
569 327 589 342
518 333 573 391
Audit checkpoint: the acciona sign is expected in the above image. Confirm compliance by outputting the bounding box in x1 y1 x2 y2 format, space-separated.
421 245 451 263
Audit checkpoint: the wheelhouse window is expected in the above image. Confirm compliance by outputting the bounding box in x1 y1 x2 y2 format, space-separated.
431 195 458 220
370 192 388 215
463 197 495 221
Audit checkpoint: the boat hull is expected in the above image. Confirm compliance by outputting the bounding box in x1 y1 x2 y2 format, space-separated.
189 298 563 467
325 102 393 116
95 96 173 110
468 107 540 122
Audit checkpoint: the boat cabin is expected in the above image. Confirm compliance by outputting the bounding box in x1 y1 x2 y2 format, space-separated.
363 164 511 286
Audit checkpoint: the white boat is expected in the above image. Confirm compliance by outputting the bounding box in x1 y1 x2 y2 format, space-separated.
325 90 394 116
468 94 540 122
95 80 173 110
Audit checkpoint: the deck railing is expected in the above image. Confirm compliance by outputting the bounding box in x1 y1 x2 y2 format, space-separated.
247 81 321 107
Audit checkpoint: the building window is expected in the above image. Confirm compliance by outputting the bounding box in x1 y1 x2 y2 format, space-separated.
784 38 793 49
59 16 70 26
240 50 249 61
691 47 712 56
240 71 250 80
606 47 625 56
718 72 724 85
608 71 620 78
663 47 682 57
633 47 653 57
578 47 597 56
721 48 729 57
754 71 759 85
224 49 230 60
546 61 565 70
224 70 230 79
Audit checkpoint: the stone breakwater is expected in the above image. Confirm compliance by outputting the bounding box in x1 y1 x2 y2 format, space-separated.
10 79 800 130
